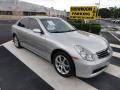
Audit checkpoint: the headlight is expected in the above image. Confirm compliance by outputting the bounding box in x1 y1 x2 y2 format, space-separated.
74 45 95 61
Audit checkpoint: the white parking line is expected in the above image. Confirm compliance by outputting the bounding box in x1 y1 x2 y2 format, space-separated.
3 41 97 90
105 64 120 78
109 43 120 58
108 31 120 42
110 43 120 48
113 52 120 58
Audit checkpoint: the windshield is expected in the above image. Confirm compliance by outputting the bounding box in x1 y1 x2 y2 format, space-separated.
40 18 76 33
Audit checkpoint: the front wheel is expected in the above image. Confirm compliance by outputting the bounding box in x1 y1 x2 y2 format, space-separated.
53 51 75 77
13 35 22 48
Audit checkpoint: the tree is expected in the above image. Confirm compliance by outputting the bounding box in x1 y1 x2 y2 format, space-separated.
98 8 111 18
109 7 116 18
114 8 120 18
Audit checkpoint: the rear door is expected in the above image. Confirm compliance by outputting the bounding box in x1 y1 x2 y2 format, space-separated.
16 18 30 44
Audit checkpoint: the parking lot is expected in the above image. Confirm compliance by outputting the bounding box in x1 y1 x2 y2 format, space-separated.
0 20 120 90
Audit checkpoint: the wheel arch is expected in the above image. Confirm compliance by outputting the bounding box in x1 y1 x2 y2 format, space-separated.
51 49 76 75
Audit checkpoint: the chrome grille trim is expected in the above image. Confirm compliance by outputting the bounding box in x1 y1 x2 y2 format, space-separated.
96 48 109 59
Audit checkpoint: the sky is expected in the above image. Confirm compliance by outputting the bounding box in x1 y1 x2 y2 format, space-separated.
20 0 120 11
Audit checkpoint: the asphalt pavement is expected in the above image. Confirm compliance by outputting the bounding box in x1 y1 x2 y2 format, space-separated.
0 46 53 90
0 20 13 44
97 20 120 28
98 19 120 45
0 20 54 90
101 32 120 45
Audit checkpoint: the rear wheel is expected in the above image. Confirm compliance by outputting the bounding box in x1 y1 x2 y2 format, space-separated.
13 35 22 48
53 51 75 77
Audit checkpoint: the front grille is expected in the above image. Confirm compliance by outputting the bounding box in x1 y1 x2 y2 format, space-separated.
96 48 110 59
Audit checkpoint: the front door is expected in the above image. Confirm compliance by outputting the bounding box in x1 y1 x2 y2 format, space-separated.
17 18 48 58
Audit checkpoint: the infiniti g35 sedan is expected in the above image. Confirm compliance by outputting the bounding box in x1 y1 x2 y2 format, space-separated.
12 16 113 78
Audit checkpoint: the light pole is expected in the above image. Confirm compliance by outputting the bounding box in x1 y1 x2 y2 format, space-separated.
95 0 101 19
95 0 101 25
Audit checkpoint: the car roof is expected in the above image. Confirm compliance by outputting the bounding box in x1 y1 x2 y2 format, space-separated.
22 16 61 19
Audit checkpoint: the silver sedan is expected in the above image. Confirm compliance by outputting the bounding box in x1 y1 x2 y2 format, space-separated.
12 16 112 78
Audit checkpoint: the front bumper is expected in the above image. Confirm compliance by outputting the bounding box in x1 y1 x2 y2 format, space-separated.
74 53 112 78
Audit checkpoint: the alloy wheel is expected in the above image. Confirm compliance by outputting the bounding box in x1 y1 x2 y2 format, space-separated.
55 55 70 75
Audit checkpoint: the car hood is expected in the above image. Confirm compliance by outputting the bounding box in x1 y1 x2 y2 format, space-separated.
50 31 108 53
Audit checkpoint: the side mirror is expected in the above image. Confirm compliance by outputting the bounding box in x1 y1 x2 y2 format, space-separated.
33 28 42 33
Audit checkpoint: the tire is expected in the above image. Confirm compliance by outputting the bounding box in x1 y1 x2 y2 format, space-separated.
53 51 75 77
13 35 22 48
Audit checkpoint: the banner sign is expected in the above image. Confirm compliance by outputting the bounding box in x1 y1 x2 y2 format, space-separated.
70 6 97 19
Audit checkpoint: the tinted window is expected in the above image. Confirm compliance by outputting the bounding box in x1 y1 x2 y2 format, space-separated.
18 18 30 29
29 18 41 30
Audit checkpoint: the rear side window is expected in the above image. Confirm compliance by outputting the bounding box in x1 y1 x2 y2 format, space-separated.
17 18 30 29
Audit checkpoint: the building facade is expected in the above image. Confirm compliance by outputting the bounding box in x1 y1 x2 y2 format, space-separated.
0 0 67 17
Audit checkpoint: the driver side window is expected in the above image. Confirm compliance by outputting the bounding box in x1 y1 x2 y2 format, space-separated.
29 18 41 30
